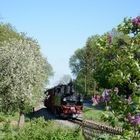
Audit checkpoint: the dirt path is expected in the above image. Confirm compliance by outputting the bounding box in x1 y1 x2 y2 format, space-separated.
28 105 77 127
28 106 56 120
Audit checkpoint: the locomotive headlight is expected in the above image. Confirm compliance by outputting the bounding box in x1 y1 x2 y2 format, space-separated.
63 98 66 101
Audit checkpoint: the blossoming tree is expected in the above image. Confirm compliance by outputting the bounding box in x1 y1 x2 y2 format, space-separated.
94 16 140 139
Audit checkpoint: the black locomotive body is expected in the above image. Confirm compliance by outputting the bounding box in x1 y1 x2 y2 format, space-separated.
44 82 83 118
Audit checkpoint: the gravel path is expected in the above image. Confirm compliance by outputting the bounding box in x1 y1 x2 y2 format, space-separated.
28 105 78 128
55 120 77 128
28 107 56 120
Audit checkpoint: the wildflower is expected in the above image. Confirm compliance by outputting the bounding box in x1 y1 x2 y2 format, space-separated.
102 89 112 102
107 33 112 45
127 96 131 103
127 112 140 125
132 16 140 25
92 97 98 106
130 115 140 125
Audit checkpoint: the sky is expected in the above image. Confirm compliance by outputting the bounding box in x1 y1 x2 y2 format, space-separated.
0 0 139 87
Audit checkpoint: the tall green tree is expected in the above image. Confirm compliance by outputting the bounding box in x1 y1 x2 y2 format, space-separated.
94 25 139 96
0 23 53 126
94 16 140 139
69 48 85 76
0 23 25 42
69 48 86 95
69 35 100 97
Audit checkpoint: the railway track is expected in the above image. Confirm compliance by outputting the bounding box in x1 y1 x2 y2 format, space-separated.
68 118 123 139
68 118 83 125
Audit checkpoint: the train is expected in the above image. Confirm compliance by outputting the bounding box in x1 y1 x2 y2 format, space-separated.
44 81 83 118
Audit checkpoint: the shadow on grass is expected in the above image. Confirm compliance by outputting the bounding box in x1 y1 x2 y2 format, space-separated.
26 108 57 121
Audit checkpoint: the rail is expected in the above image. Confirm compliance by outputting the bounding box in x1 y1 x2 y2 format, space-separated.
68 118 123 140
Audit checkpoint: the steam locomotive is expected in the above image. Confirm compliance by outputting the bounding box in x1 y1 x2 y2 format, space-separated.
44 81 83 118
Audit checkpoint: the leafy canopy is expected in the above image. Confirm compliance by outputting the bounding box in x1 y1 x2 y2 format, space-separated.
0 23 53 113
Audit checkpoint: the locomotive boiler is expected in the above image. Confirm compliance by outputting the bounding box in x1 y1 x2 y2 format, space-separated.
44 81 83 118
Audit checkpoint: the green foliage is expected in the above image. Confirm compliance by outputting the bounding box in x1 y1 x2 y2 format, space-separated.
0 23 24 42
0 23 53 113
92 134 112 140
69 36 100 96
0 113 6 122
95 16 140 139
1 118 83 140
83 107 111 124
118 16 140 36
101 112 122 127
69 48 87 95
70 16 140 139
69 48 86 76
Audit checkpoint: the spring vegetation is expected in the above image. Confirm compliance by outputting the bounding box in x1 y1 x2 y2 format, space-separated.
0 16 140 140
70 16 140 139
0 23 84 140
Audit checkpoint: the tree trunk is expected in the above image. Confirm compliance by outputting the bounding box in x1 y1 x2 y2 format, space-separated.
18 111 25 128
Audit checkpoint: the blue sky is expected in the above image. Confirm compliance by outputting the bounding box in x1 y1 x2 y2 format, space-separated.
0 0 139 87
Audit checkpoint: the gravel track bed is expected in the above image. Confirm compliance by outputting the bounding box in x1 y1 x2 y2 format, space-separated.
28 105 78 128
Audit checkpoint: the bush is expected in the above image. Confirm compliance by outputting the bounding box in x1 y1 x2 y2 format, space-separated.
0 113 6 122
2 117 84 140
92 134 112 140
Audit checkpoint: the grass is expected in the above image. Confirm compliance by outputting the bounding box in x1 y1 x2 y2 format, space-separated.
83 106 107 121
82 106 123 128
0 112 84 140
0 112 19 122
0 117 84 140
0 112 19 138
